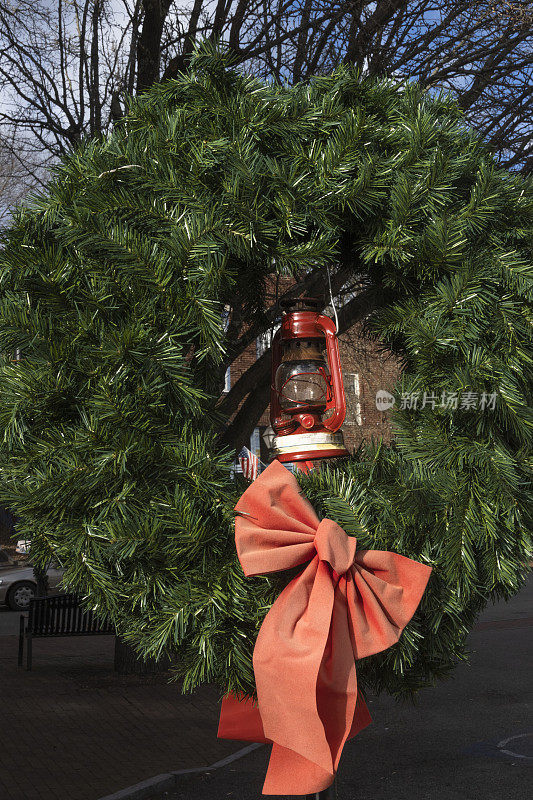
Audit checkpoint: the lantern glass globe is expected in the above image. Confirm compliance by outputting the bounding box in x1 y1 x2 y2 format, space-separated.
275 360 329 409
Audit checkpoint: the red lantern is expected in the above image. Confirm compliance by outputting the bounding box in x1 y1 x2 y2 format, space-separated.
270 297 349 473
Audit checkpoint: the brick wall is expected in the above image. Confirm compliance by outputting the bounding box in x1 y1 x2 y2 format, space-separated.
339 323 400 453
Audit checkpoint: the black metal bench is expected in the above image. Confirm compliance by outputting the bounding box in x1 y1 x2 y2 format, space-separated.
18 593 115 670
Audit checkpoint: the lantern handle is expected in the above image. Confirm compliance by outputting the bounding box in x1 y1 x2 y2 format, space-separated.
318 315 347 433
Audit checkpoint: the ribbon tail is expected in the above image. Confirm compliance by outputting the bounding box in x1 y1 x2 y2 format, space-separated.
254 559 335 772
262 576 373 795
218 692 270 743
218 692 339 796
315 574 360 774
262 743 334 796
260 692 371 796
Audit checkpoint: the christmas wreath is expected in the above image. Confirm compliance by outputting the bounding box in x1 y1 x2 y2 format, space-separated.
0 41 530 706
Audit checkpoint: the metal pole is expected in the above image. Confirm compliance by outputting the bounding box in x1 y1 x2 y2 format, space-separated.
305 777 337 800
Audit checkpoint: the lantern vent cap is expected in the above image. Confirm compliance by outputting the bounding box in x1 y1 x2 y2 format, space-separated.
279 296 323 313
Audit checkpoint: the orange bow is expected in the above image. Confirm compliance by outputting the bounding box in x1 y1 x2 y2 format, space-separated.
217 460 432 795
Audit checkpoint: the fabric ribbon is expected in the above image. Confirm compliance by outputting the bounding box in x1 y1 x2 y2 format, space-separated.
217 459 432 795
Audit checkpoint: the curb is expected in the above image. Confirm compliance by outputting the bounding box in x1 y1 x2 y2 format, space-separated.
96 743 264 800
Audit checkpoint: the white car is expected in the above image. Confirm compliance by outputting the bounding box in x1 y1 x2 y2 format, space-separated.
0 549 65 611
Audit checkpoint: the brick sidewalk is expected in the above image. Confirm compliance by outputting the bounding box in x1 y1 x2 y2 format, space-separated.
0 633 248 800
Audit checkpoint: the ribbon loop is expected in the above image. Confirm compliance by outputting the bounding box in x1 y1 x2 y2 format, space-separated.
314 518 357 576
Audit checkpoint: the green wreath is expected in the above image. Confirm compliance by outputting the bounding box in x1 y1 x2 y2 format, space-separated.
0 41 530 703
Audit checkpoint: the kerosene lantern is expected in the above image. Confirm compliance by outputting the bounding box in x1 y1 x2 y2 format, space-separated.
270 297 349 473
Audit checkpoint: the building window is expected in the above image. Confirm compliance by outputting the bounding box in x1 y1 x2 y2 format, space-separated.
256 320 281 358
249 427 261 459
344 372 362 426
221 306 230 333
221 305 231 393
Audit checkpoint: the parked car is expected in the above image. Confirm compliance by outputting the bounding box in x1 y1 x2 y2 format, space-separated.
0 551 65 611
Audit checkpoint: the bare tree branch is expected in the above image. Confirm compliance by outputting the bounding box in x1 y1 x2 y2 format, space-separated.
0 1 530 222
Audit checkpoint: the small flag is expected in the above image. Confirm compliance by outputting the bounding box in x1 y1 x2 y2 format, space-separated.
238 446 259 482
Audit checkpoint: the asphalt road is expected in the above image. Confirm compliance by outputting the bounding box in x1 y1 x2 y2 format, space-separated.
157 574 532 800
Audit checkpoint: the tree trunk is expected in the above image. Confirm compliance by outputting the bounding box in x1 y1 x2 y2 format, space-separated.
113 634 171 675
33 565 49 597
136 0 172 93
